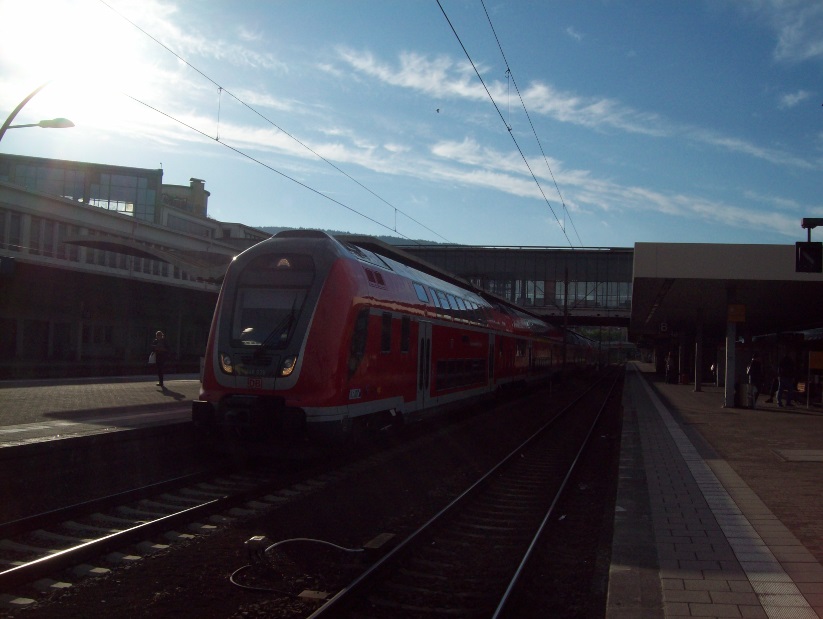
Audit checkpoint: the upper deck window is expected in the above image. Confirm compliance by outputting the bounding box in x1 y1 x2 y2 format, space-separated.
413 282 430 303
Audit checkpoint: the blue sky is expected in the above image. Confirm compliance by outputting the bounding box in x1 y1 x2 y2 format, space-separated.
1 0 821 248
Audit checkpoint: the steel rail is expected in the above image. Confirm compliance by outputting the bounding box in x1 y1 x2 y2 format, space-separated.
0 498 225 590
0 465 275 591
0 468 227 540
492 372 620 617
307 371 615 618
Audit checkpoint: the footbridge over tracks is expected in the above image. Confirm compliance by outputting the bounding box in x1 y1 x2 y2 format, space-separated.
399 244 634 328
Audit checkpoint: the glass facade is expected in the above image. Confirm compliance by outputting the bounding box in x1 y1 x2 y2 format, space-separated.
0 157 160 223
89 173 156 220
402 245 634 318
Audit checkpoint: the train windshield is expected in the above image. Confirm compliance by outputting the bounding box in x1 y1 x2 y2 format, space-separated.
230 253 315 349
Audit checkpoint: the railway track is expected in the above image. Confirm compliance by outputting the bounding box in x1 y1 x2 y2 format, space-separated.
0 372 616 616
0 467 274 595
0 417 466 604
307 371 621 618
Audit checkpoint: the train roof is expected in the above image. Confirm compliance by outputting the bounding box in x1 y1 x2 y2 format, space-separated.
336 234 535 315
274 230 582 340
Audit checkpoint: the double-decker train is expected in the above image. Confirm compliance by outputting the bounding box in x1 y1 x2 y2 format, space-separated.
192 230 596 445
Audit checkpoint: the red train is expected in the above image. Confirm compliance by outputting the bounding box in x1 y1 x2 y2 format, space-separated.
192 230 596 445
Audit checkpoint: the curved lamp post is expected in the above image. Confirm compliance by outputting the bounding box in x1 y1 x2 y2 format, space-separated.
0 81 74 144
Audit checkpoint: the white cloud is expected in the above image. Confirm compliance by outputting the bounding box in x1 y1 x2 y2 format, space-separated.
692 130 814 168
778 89 810 108
736 0 823 62
336 47 813 170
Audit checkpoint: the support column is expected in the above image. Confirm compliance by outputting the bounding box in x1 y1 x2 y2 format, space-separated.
694 310 703 392
724 286 743 408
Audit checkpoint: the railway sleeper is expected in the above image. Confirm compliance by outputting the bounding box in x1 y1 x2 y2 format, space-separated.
408 553 516 577
382 581 490 601
115 505 171 519
157 493 207 506
62 521 120 535
399 565 505 587
452 517 529 533
367 595 482 615
137 499 189 512
0 539 55 558
31 529 92 545
481 486 547 501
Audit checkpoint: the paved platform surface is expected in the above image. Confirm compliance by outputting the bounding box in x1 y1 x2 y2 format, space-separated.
608 362 823 618
0 374 200 447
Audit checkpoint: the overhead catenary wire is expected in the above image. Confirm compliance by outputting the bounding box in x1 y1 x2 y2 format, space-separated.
96 0 452 245
124 94 423 243
480 0 583 247
436 0 576 249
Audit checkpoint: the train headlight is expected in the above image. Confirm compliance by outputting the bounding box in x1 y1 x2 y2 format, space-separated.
219 352 234 375
279 355 298 377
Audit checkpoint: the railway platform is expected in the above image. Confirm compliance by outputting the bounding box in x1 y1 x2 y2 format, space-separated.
0 374 200 448
607 361 823 618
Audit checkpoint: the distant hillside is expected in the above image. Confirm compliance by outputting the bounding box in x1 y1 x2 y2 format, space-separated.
259 226 446 247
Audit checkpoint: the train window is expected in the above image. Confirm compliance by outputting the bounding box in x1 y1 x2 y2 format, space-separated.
446 294 459 310
232 287 306 348
428 288 441 307
381 312 392 353
401 316 410 353
435 290 450 317
413 282 429 303
466 300 477 324
455 297 468 321
435 357 487 391
348 308 370 376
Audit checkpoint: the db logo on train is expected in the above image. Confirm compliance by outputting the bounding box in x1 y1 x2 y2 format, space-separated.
247 378 263 389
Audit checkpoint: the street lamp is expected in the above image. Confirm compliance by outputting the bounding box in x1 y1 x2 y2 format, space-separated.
0 81 75 144
7 117 74 130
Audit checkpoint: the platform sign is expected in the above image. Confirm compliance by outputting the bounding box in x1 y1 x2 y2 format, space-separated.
795 242 823 273
727 304 746 323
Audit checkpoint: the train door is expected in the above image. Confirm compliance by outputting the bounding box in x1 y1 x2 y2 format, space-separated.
417 321 432 410
488 333 495 389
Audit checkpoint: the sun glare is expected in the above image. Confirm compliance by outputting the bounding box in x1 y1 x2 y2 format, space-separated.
1 0 171 137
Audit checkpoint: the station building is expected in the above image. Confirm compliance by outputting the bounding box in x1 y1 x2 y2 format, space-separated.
2 153 821 406
0 154 269 377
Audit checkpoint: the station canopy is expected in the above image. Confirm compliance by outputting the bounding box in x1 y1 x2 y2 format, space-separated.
630 243 823 344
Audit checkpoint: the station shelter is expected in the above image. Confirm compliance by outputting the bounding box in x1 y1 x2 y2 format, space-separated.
630 242 823 408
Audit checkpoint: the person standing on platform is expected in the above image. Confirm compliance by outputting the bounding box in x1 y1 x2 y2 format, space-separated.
777 353 794 407
665 352 675 383
152 330 169 388
746 352 763 408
